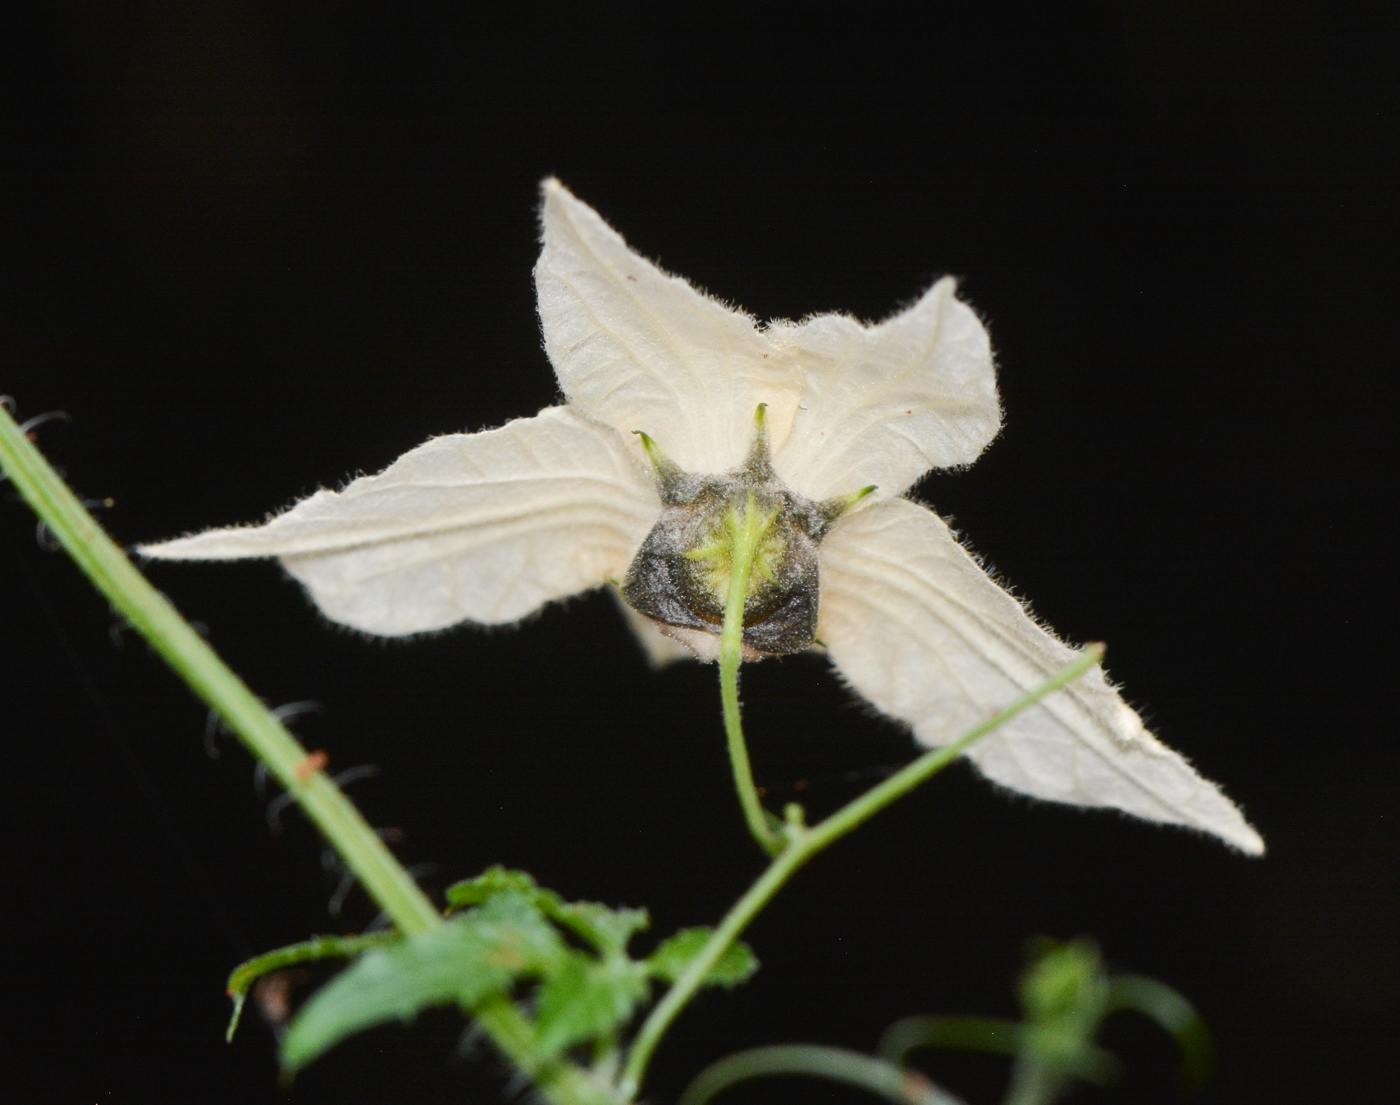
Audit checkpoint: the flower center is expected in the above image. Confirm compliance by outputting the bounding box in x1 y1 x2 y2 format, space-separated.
621 406 873 657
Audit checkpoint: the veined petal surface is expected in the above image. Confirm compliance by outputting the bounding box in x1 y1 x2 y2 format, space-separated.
818 498 1263 854
770 278 1001 500
535 179 800 474
139 407 660 636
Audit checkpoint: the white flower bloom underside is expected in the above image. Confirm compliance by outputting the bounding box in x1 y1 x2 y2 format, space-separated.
141 179 1263 855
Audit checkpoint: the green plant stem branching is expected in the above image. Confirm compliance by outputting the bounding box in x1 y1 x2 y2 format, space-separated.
0 407 616 1105
0 406 441 936
3 406 1101 1105
621 490 1104 1098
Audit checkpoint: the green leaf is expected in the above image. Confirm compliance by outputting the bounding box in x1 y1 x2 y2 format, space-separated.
445 866 649 955
445 866 543 910
548 901 650 956
646 928 759 988
281 892 564 1073
225 932 400 1042
534 953 650 1058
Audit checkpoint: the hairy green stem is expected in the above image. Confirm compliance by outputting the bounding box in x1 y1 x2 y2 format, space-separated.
678 1044 967 1105
620 644 1103 1099
718 490 784 855
0 406 441 935
0 406 615 1105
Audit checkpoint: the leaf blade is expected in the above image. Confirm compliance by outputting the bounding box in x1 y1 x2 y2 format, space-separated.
534 954 651 1058
281 893 565 1073
647 928 758 988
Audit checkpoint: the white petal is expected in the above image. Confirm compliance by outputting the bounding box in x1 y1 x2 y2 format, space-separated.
139 407 660 637
770 278 1001 500
535 179 800 474
818 499 1263 854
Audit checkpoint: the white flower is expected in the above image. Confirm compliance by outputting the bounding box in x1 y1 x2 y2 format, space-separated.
141 179 1263 855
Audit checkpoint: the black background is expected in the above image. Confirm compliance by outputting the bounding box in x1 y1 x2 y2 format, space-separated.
2 4 1395 1104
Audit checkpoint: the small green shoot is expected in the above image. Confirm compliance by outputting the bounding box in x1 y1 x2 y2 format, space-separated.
879 937 1213 1105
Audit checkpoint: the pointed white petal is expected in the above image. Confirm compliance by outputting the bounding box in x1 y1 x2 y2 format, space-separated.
535 179 800 474
770 278 1001 500
139 407 660 637
818 499 1263 854
610 586 697 668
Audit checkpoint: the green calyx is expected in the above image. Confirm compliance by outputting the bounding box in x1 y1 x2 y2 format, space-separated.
819 483 878 521
633 430 688 503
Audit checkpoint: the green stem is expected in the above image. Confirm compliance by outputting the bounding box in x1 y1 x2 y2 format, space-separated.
0 406 441 936
877 1016 1024 1065
718 490 784 856
677 1044 967 1105
0 407 614 1105
1104 975 1214 1091
619 644 1103 1100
